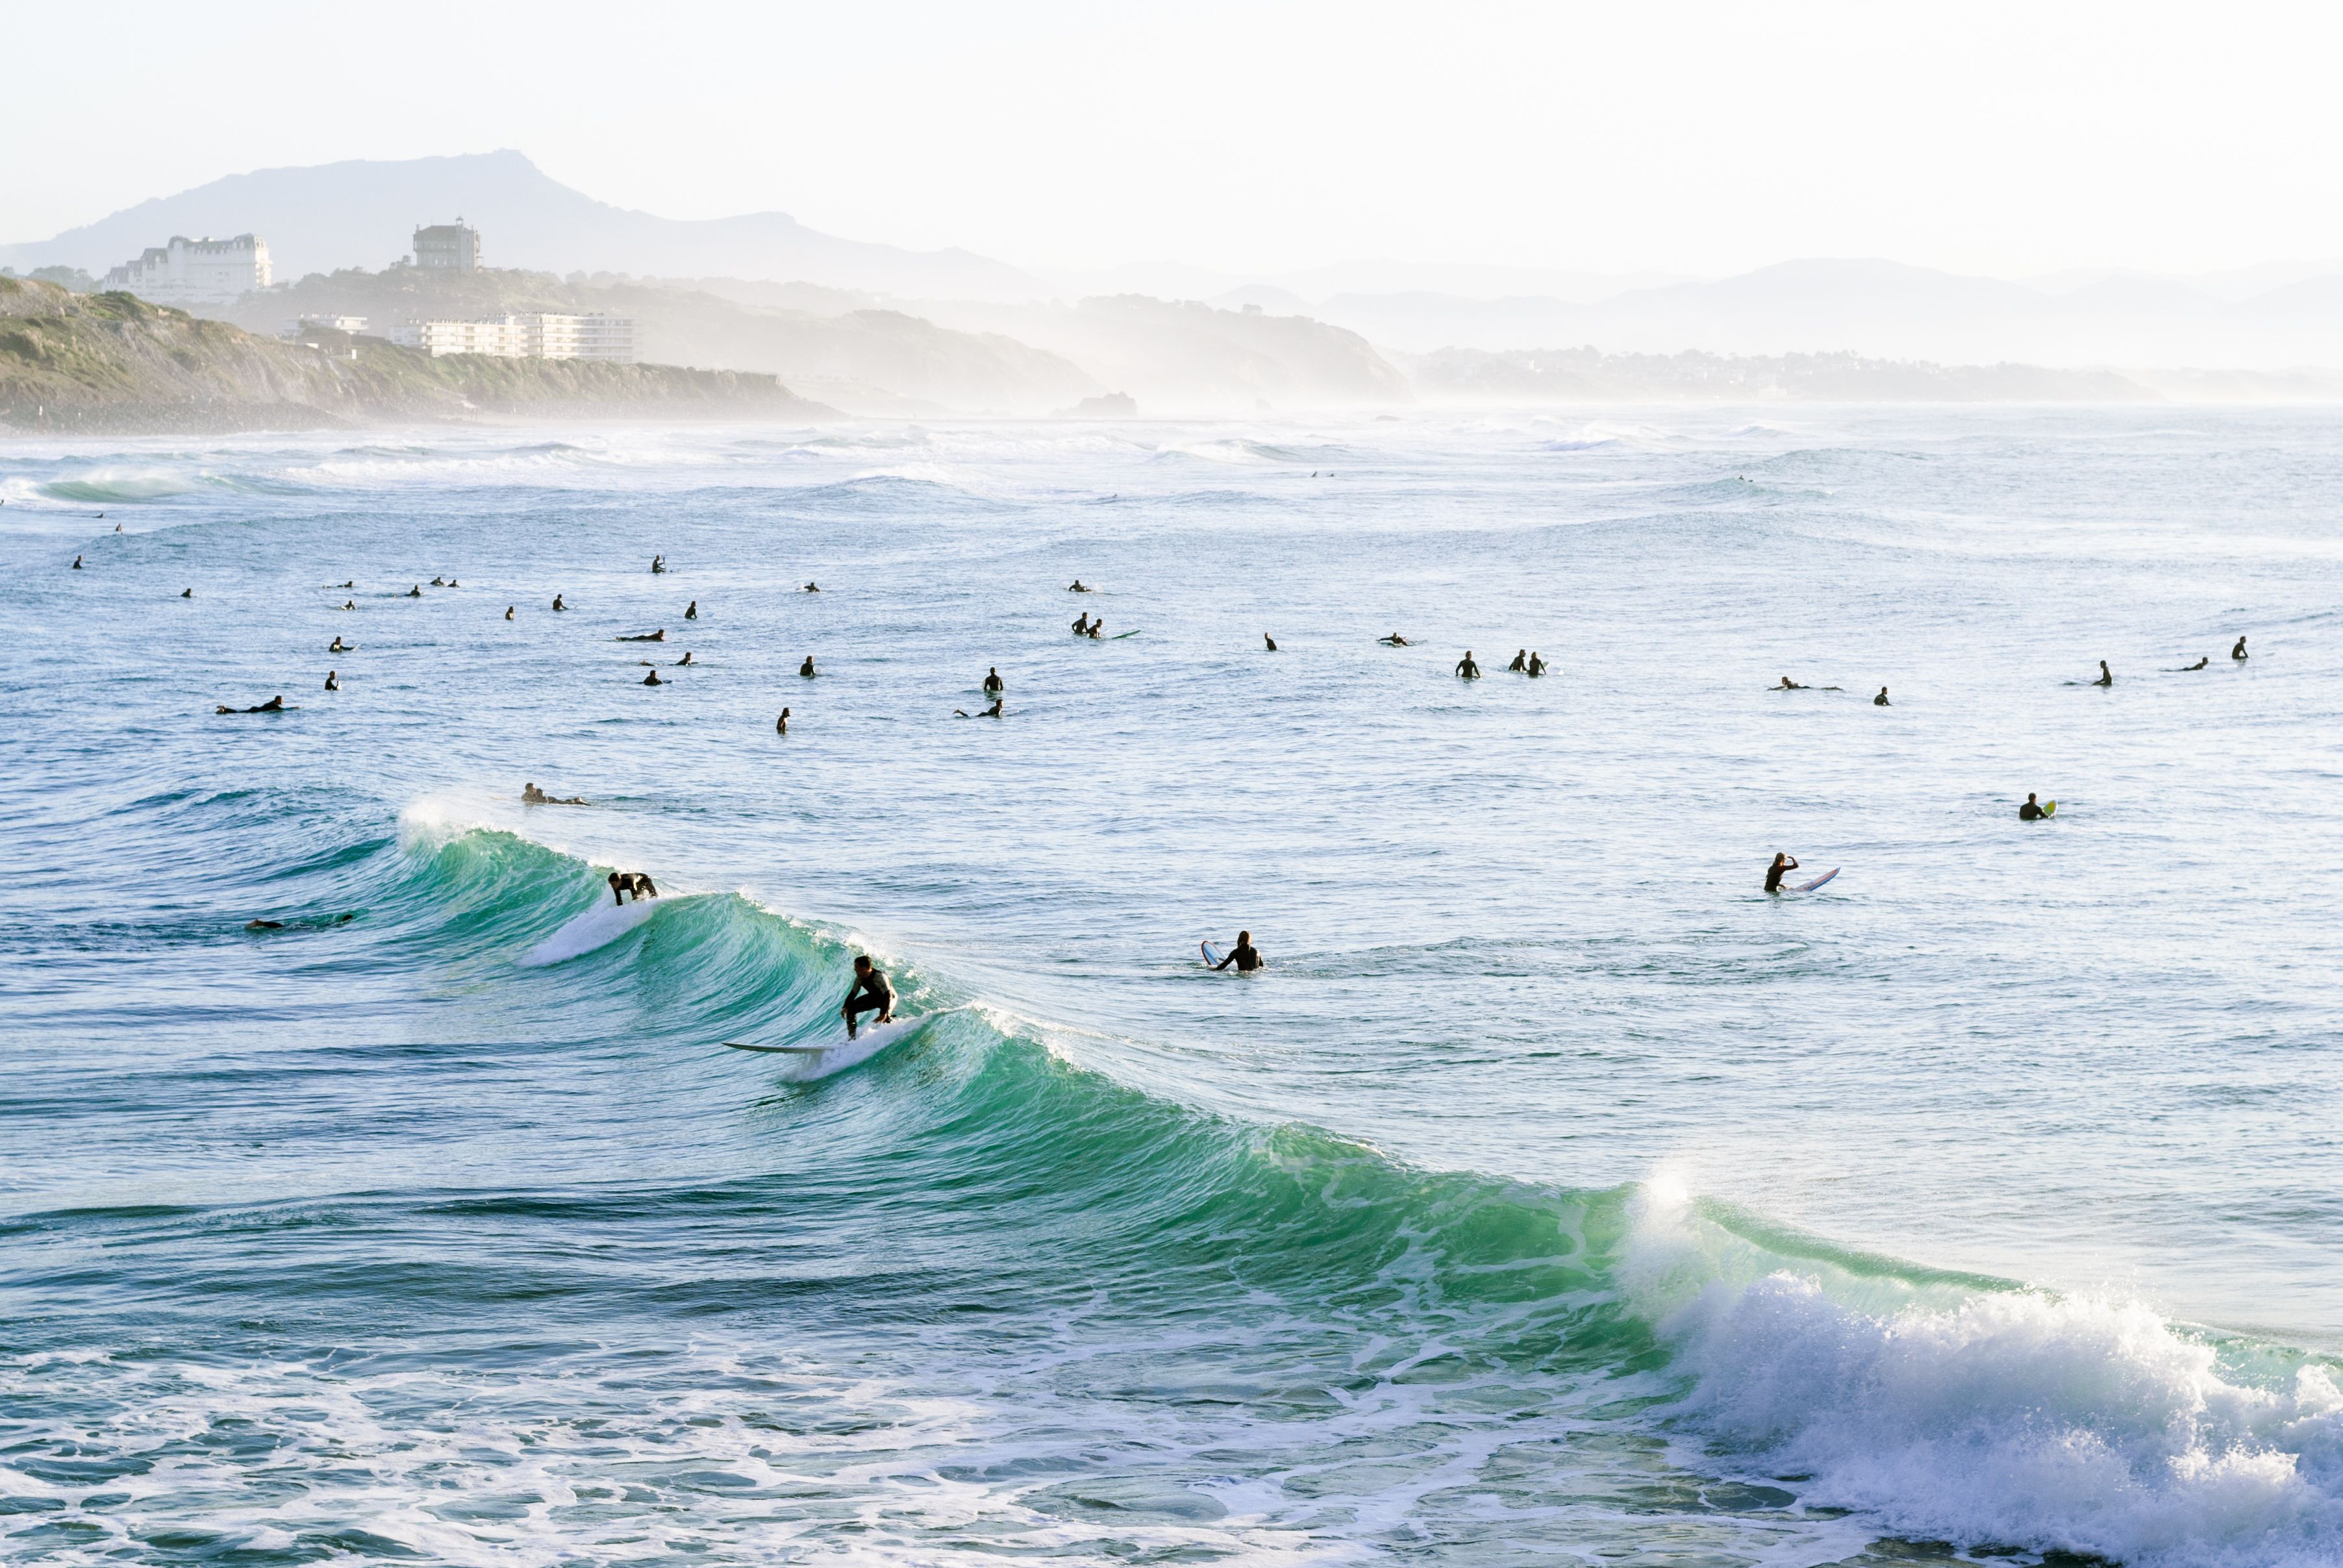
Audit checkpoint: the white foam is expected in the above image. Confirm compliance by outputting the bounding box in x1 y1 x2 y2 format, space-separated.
1625 1187 2343 1567
517 896 661 966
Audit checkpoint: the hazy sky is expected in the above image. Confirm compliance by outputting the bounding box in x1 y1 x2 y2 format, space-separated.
9 0 2342 280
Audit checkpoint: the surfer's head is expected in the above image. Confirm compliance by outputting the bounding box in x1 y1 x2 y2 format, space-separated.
853 955 873 975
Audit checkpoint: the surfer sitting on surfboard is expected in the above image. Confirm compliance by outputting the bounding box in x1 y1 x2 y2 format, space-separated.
1764 853 1799 893
841 954 896 1038
1210 931 1264 973
2019 793 2053 821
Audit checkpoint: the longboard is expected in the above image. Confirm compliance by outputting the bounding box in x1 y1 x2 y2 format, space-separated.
1793 867 1839 892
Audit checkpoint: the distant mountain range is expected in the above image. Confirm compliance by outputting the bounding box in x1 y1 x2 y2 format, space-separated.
18 153 2343 377
0 151 1049 302
1267 259 2343 370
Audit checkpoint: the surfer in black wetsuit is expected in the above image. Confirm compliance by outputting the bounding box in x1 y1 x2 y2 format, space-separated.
324 671 340 691
2020 793 2046 821
2180 656 2207 670
651 554 665 573
983 667 1004 694
72 555 82 569
1527 651 1546 677
1455 651 1481 678
840 954 896 1038
1509 649 1527 672
1212 931 1264 973
1777 676 1804 690
643 669 664 686
505 606 515 619
2092 660 2112 687
1765 852 1799 893
2233 636 2249 660
955 698 1003 718
1073 613 1090 634
330 636 350 653
1087 619 1103 639
553 594 568 611
182 588 194 598
1873 686 1890 706
1264 634 1277 651
803 581 820 593
618 630 665 642
607 871 658 906
799 656 816 677
1069 580 1091 592
407 585 423 598
1379 633 1409 646
216 695 290 714
685 601 697 619
775 707 790 734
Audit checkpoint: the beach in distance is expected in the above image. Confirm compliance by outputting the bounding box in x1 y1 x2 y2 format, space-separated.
5 406 2342 1567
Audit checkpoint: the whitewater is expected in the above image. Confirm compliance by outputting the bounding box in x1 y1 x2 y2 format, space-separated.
3 409 2340 1566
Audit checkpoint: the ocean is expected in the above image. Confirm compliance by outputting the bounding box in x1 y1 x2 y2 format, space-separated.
3 408 2340 1566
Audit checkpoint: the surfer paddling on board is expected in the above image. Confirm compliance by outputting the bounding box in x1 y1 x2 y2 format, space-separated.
523 782 587 806
1210 932 1264 973
840 954 896 1038
1765 853 1800 893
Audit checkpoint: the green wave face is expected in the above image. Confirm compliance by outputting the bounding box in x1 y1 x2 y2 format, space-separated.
205 820 2328 1568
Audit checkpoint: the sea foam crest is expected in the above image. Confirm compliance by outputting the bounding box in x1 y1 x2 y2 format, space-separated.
1627 1189 2343 1568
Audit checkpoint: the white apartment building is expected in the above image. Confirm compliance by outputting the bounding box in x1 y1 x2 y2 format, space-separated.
284 315 369 338
390 313 636 363
525 313 636 362
101 235 271 305
388 318 531 357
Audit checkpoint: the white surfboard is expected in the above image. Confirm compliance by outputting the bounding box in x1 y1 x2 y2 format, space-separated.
1201 940 1225 967
1793 868 1839 893
518 897 660 966
723 1017 921 1080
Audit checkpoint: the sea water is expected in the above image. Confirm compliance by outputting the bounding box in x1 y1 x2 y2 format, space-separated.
3 408 2340 1566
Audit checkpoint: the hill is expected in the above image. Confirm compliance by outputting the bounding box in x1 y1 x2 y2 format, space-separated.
0 151 1048 301
0 277 833 433
1403 345 2157 403
217 267 1099 416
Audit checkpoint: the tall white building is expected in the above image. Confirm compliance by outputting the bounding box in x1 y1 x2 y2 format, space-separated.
390 313 636 363
101 235 271 305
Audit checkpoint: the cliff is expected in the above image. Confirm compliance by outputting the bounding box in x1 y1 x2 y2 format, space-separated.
0 277 834 433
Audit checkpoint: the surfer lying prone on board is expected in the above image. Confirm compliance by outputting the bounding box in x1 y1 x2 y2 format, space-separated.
523 782 587 805
607 871 659 906
841 954 896 1038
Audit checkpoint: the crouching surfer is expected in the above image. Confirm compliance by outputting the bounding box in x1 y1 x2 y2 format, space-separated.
840 954 896 1039
607 870 659 906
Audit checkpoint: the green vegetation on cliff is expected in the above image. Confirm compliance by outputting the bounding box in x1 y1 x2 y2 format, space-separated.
0 277 833 433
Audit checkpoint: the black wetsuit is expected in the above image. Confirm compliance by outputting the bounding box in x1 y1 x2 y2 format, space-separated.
2020 802 2044 821
1765 860 1798 893
1212 942 1263 973
843 968 895 1030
